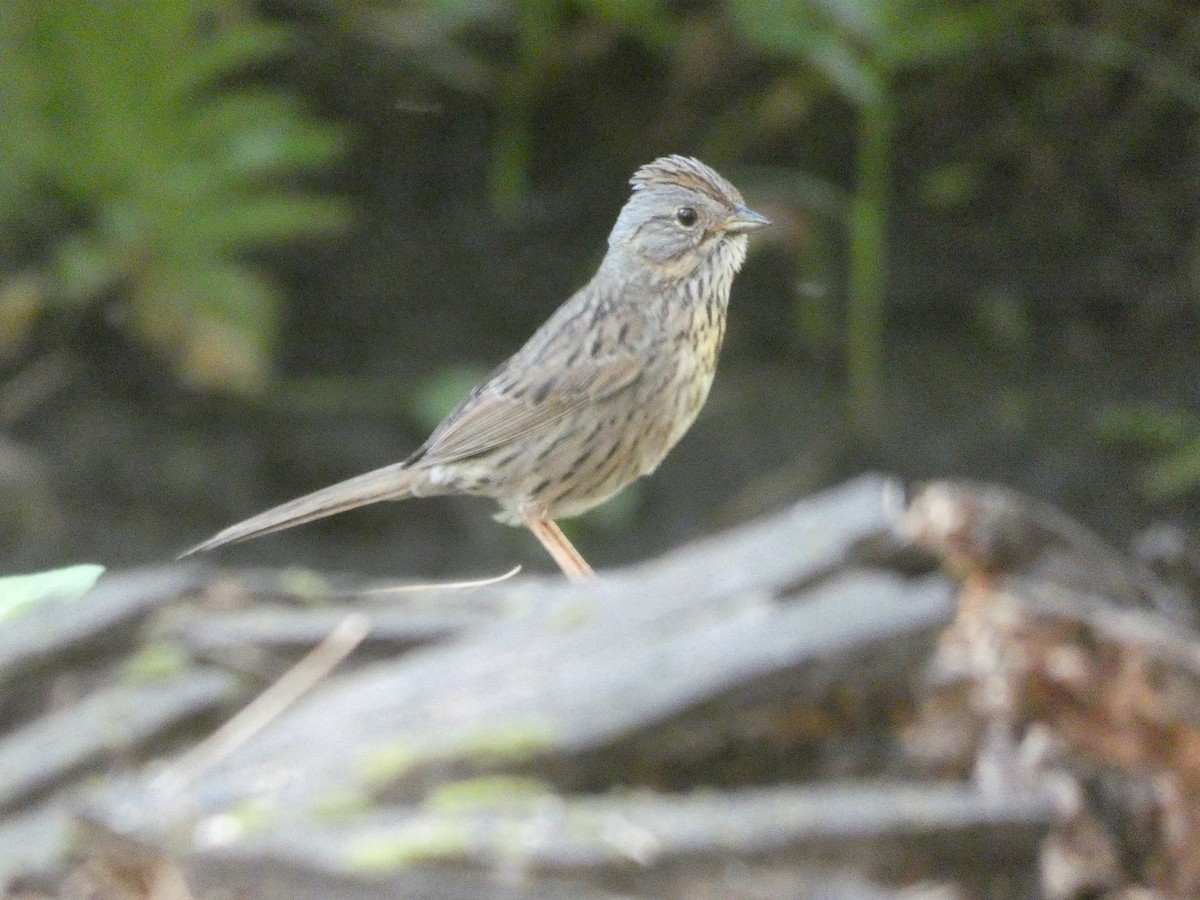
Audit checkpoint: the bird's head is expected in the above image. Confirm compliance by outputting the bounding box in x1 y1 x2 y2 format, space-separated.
608 155 771 272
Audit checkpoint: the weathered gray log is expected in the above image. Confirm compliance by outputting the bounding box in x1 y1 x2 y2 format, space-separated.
210 781 1053 870
163 601 509 660
182 782 1052 898
89 477 954 836
185 864 911 900
0 565 206 687
0 801 76 889
0 668 239 811
28 475 1178 896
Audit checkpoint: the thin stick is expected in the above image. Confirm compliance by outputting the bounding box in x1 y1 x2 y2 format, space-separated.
361 564 522 596
151 613 369 796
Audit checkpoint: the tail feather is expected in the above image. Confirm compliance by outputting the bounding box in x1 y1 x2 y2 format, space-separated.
179 462 420 558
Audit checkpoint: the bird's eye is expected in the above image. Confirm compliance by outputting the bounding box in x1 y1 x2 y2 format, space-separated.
675 207 698 228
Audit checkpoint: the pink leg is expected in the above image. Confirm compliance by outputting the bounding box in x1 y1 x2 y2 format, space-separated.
525 517 595 582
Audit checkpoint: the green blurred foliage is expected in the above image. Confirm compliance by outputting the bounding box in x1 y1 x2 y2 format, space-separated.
1100 407 1200 501
338 0 679 214
17 0 1174 492
728 0 1007 106
342 0 1024 426
337 0 1200 496
728 0 1021 429
0 0 350 390
409 364 491 433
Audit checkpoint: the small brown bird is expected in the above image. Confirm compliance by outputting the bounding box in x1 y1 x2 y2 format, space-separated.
182 156 770 580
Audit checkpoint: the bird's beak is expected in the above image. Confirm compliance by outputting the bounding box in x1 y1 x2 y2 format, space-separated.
724 204 772 234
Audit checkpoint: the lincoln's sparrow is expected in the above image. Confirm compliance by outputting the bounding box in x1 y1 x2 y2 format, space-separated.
183 156 770 580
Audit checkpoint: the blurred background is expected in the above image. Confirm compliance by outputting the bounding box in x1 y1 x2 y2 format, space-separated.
0 0 1197 578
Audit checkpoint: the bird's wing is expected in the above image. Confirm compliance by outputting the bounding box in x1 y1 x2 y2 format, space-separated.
409 354 642 466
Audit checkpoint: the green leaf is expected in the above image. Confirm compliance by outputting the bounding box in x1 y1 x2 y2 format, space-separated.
190 92 346 178
1098 405 1200 499
163 21 292 104
52 233 124 304
0 5 44 220
1098 405 1198 448
807 41 884 104
189 194 352 250
581 0 679 48
811 0 882 43
0 564 105 624
182 260 279 345
728 0 883 105
1145 443 1200 500
880 6 1006 69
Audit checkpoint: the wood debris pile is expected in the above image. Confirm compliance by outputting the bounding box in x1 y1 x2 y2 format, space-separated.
1 475 1197 898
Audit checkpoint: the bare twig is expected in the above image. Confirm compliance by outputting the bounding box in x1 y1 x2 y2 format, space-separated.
151 614 369 796
360 564 522 596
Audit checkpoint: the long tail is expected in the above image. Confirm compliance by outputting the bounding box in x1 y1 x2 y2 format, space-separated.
179 462 421 557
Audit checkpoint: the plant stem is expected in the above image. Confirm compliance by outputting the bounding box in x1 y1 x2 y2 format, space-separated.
846 90 895 432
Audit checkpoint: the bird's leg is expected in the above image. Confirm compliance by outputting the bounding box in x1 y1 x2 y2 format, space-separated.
524 517 595 582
